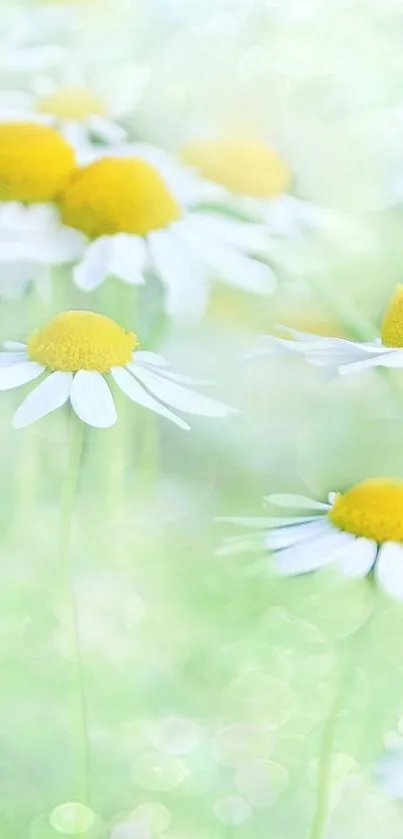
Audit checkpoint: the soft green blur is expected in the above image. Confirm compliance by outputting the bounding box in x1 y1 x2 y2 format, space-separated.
2 1 403 838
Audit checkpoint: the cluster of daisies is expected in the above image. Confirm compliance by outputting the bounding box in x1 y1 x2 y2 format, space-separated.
0 3 338 429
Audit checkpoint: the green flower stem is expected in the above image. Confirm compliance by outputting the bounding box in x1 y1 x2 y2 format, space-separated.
307 593 375 839
59 413 89 806
139 409 159 496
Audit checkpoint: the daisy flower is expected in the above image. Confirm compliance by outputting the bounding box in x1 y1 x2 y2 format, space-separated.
180 134 342 238
0 63 151 148
55 145 277 315
0 310 237 429
0 121 86 296
219 478 403 600
248 285 403 376
374 743 403 798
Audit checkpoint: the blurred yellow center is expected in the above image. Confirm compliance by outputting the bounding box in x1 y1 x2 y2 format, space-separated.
0 122 76 202
59 157 181 237
181 136 292 198
37 86 105 121
27 311 138 373
381 285 403 347
329 478 403 543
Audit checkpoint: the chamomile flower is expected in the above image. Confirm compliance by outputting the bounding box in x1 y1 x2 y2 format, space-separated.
0 121 85 296
374 743 403 798
0 310 237 430
219 478 403 600
180 134 340 238
56 146 277 315
248 285 403 376
0 64 151 149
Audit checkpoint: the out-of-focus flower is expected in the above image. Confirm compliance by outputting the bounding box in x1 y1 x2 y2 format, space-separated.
56 145 277 315
0 121 85 296
0 310 237 429
180 134 341 237
0 65 151 148
219 478 403 599
248 285 403 375
375 742 403 798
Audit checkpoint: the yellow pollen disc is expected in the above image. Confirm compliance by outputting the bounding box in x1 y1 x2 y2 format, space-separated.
380 285 403 347
27 311 138 373
329 478 403 543
37 86 105 121
59 157 181 238
0 122 76 203
180 136 292 198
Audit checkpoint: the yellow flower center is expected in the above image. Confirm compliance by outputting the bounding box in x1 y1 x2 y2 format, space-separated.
59 157 181 238
37 86 105 121
380 285 403 347
0 122 76 203
27 311 138 373
180 136 292 198
329 478 403 543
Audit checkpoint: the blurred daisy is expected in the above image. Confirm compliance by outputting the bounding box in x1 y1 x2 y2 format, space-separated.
248 285 403 376
219 478 403 599
374 743 403 798
180 134 340 237
56 146 277 315
0 310 237 429
0 121 85 296
0 64 151 148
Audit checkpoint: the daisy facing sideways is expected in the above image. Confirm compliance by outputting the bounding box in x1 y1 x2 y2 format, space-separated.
248 285 403 376
0 310 237 429
219 478 403 600
180 134 345 238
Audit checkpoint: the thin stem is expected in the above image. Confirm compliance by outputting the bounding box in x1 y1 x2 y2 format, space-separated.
307 597 375 839
59 414 89 805
139 409 159 497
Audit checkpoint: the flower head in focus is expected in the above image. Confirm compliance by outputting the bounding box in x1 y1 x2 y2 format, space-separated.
55 144 277 315
247 285 403 376
0 310 237 429
219 478 403 600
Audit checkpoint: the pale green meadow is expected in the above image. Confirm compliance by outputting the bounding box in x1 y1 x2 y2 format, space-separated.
2 1 403 838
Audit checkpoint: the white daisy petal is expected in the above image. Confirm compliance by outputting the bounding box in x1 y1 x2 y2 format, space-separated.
128 364 237 418
266 494 331 511
376 542 403 600
132 351 169 367
275 528 355 576
339 350 403 375
175 221 276 294
0 361 44 390
217 515 323 528
3 342 26 351
188 212 270 254
147 227 208 316
109 234 146 285
0 351 28 365
73 237 112 291
111 366 190 431
265 520 332 550
88 115 127 144
70 371 117 428
12 371 72 428
336 537 377 578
